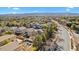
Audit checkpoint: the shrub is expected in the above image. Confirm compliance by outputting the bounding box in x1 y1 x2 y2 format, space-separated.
32 47 37 51
5 31 13 34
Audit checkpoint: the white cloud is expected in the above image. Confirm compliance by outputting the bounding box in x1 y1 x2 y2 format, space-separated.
66 8 70 12
7 7 11 9
66 7 74 12
12 7 20 10
32 11 39 13
68 7 74 9
11 12 17 14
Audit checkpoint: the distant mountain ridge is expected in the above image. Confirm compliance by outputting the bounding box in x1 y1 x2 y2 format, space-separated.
0 13 79 16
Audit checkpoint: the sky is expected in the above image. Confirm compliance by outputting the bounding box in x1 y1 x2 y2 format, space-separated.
0 7 79 14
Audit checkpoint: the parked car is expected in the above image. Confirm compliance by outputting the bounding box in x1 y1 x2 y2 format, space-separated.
24 38 33 46
23 32 29 38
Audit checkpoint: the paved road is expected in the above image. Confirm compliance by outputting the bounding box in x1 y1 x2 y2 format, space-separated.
58 25 71 51
0 40 19 51
52 20 71 51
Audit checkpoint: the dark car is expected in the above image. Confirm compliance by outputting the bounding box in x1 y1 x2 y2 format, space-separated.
24 38 33 46
23 32 29 38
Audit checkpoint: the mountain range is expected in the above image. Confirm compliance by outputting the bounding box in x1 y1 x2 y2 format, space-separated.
0 13 79 16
